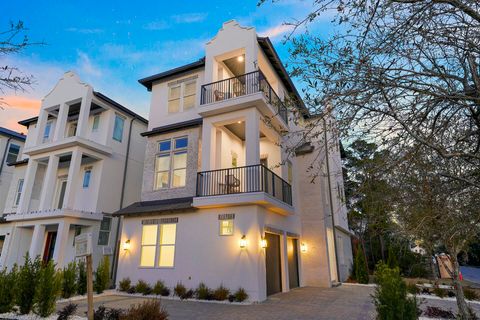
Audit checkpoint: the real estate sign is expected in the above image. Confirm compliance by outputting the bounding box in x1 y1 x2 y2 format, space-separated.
75 233 92 257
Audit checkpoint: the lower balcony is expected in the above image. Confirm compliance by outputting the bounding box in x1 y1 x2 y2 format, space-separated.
194 164 293 214
5 208 104 222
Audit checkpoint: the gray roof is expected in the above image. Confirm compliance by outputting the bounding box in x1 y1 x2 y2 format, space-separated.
113 197 195 217
141 118 203 137
0 127 26 141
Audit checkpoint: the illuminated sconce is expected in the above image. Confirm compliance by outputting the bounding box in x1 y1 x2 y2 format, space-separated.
237 55 244 62
239 235 247 249
123 239 131 251
300 242 308 253
260 238 268 249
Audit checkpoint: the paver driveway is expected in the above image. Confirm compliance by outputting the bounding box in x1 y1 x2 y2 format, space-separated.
57 285 375 320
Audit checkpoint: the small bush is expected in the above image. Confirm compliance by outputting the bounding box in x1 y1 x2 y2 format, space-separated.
77 260 87 295
121 300 168 320
160 286 170 297
447 290 456 297
94 256 111 294
228 294 235 302
195 282 212 300
433 287 447 298
213 285 230 301
0 265 18 313
127 286 136 294
119 278 131 292
182 289 194 299
464 288 480 301
234 287 248 302
94 305 107 320
34 260 62 317
105 307 123 320
57 303 78 320
152 280 165 295
422 306 455 319
406 283 419 295
17 253 41 314
174 282 187 298
62 261 77 299
408 264 428 278
135 280 151 295
354 245 369 284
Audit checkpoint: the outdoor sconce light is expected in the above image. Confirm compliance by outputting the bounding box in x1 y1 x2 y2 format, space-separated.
260 238 268 249
301 242 308 253
237 55 244 62
239 235 247 249
123 239 131 251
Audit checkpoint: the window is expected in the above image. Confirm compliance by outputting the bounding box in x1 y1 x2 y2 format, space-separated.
113 114 125 142
140 223 177 268
6 144 20 164
167 80 196 113
43 121 52 142
231 152 238 167
82 169 91 188
219 219 234 236
154 137 188 189
287 161 293 184
67 121 77 137
0 235 4 257
73 226 82 246
92 115 100 131
98 217 111 246
14 179 24 207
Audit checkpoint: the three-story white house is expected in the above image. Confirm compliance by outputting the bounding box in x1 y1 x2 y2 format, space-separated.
114 21 352 302
0 71 148 270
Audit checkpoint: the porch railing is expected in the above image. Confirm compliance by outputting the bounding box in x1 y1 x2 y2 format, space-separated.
196 164 292 206
200 70 289 125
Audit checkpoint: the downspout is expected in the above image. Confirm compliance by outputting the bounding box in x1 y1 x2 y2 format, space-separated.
0 137 13 175
323 118 341 284
111 117 135 286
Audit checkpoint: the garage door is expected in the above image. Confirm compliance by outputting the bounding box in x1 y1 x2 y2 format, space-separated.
265 232 282 296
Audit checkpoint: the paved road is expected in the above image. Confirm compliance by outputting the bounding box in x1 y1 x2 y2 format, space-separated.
461 266 480 285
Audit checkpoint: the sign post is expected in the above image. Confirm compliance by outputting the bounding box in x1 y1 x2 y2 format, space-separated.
75 233 93 320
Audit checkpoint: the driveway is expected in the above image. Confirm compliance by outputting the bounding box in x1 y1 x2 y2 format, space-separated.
461 266 480 286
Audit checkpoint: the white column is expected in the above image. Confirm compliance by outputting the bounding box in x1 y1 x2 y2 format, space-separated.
245 109 260 165
201 120 217 171
35 109 49 145
63 149 82 210
76 89 93 138
29 224 46 259
53 103 69 141
38 155 59 210
52 220 70 268
17 159 38 213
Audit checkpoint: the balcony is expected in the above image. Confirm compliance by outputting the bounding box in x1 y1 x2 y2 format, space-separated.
195 165 292 212
200 70 288 125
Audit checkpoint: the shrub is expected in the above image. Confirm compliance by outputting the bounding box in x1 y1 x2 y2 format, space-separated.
387 246 399 268
406 283 419 295
160 287 170 297
127 286 136 294
120 300 168 320
234 287 249 302
174 282 187 298
182 289 194 299
354 245 369 284
228 294 235 302
94 305 123 320
195 282 212 300
77 260 87 295
213 285 230 301
135 280 151 295
422 306 455 319
373 262 418 320
16 253 41 314
94 256 111 294
408 263 428 278
119 278 131 292
34 260 62 317
464 288 480 301
433 287 447 298
57 303 78 320
0 265 18 313
62 261 77 299
152 280 165 295
447 290 456 298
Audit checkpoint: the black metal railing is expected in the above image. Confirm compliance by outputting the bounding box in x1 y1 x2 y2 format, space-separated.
200 70 289 125
196 164 292 206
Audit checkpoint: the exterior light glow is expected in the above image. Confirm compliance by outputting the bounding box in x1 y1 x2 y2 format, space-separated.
239 235 247 248
300 242 307 253
237 55 244 62
237 121 242 124
260 238 268 248
123 239 131 251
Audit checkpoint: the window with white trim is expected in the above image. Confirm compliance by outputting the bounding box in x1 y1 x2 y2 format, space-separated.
82 169 91 188
6 144 20 164
113 114 125 142
167 80 196 113
92 114 100 132
219 220 234 236
154 137 188 189
43 121 52 142
98 217 111 246
14 179 24 207
140 223 177 268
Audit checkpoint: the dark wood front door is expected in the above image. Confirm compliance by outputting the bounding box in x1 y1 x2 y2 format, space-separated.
43 231 57 263
265 232 282 296
287 238 300 289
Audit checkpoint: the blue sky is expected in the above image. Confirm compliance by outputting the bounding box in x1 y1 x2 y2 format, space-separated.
1 0 333 132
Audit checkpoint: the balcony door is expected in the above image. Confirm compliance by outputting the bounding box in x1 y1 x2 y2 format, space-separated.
56 178 68 209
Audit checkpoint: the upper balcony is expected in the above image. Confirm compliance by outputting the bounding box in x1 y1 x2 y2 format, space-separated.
199 70 289 128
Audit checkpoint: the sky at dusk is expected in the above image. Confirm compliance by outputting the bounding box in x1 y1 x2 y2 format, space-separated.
1 0 334 133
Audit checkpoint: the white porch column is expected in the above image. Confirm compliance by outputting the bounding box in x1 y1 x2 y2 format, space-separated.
35 109 49 145
52 220 70 268
245 109 260 166
201 120 217 171
63 149 82 210
38 155 59 210
17 159 39 213
76 89 93 138
29 224 46 259
53 103 68 141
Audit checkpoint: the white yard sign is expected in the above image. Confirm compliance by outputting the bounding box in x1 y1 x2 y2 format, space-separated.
75 233 92 257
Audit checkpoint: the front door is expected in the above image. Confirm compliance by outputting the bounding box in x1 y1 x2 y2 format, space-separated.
43 231 57 263
265 232 282 296
287 238 300 289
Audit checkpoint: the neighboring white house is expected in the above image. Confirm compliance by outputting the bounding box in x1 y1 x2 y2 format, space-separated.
114 20 353 302
0 71 148 270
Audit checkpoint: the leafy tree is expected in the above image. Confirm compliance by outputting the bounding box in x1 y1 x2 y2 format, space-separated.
16 253 41 314
94 256 110 294
354 244 369 284
0 265 18 313
61 261 77 298
387 246 399 269
34 260 61 317
77 259 87 295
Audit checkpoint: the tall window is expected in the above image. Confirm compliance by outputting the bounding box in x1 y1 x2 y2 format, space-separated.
6 143 20 163
67 121 77 137
14 179 24 207
167 80 196 113
43 121 52 142
140 223 177 268
113 114 125 142
98 217 111 246
154 137 188 189
219 219 234 236
83 169 92 188
92 115 100 132
287 161 293 184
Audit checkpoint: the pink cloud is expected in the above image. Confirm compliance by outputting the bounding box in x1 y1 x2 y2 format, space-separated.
0 95 41 133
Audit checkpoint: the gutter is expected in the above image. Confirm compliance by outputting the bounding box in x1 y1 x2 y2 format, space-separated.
0 137 13 175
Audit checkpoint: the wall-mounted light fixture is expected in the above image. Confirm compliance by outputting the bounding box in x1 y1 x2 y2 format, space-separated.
123 239 131 251
260 238 268 249
237 55 244 62
239 235 247 249
300 242 308 253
